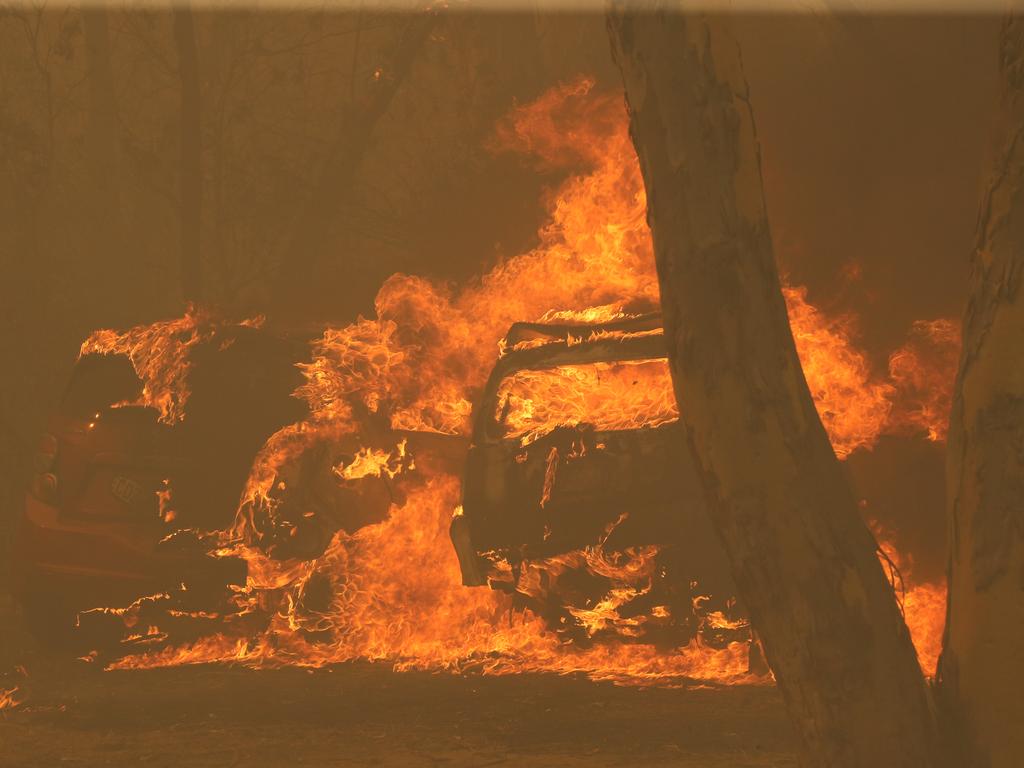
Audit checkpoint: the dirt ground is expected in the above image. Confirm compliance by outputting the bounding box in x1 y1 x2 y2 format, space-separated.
0 665 795 768
0 601 796 768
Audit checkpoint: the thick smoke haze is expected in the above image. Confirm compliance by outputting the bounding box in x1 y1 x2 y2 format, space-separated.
0 9 998 592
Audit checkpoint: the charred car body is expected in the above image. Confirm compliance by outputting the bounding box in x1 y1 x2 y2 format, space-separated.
13 323 308 646
13 318 467 651
16 309 743 653
452 313 745 647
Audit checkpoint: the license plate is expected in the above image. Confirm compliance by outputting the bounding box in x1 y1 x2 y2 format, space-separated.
111 475 144 506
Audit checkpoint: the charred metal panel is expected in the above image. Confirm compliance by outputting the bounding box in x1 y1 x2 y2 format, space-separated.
457 314 736 603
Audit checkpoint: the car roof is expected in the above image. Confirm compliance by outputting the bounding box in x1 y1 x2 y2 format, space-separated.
473 313 670 445
501 312 663 351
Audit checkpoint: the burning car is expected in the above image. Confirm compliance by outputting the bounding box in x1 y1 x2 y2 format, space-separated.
12 312 472 653
13 320 308 646
451 312 745 647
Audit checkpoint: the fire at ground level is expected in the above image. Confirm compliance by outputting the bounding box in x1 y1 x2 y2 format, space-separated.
0 61 956 765
0 598 795 767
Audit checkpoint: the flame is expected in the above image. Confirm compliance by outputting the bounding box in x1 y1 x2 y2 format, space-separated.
86 76 948 686
112 475 755 686
80 306 263 424
0 687 21 711
873 525 947 676
496 359 678 446
335 440 409 481
540 446 558 508
783 286 894 458
887 319 961 442
0 666 27 712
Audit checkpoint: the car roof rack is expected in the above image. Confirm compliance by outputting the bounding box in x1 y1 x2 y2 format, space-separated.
502 312 663 350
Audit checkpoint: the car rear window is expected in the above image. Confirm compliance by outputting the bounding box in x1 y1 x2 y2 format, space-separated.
493 358 679 445
61 353 144 418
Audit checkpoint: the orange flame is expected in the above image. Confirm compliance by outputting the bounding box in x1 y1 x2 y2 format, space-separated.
113 475 756 686
0 666 27 712
496 359 678 446
0 687 21 711
887 319 961 442
783 286 895 458
335 440 409 481
92 76 947 685
80 307 263 424
873 524 947 676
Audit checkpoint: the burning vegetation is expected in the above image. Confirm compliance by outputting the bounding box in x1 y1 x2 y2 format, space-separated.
0 686 21 712
0 666 26 712
24 76 957 687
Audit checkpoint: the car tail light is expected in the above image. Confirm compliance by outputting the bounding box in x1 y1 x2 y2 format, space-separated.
31 433 59 503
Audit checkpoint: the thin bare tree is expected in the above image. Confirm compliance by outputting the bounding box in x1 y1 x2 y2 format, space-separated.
274 9 437 311
82 6 121 263
173 1 202 304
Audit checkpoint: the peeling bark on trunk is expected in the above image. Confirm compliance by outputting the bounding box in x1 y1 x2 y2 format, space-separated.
607 8 939 766
938 17 1024 768
174 3 203 305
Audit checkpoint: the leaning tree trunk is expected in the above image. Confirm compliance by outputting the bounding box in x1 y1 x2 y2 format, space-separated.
607 7 939 767
174 2 203 305
938 17 1024 768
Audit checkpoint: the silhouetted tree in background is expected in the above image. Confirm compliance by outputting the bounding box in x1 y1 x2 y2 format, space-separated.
0 6 614 610
274 9 437 313
173 2 202 304
83 6 122 278
1 15 1015 764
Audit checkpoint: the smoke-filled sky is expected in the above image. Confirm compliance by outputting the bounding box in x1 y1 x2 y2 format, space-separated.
0 10 1001 482
371 13 997 366
0 6 996 641
738 15 996 360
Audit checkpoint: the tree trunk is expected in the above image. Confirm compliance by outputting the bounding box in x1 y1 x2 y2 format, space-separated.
606 7 939 766
938 17 1024 768
274 11 436 312
174 3 203 305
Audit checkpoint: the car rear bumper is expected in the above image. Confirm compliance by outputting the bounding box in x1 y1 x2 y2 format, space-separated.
14 494 243 608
